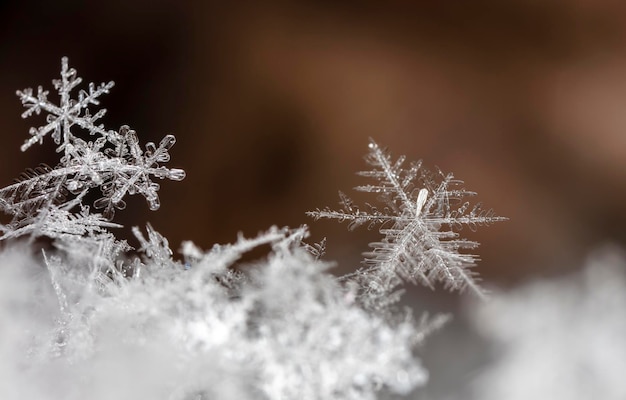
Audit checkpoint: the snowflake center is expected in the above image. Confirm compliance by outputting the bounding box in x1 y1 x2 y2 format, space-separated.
415 188 428 217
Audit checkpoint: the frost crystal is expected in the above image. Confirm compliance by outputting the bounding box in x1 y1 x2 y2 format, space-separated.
308 139 505 302
1 57 185 241
1 226 432 400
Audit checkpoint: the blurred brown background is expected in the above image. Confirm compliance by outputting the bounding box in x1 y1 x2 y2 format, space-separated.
1 0 625 285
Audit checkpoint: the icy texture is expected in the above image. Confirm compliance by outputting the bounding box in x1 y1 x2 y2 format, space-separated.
0 58 451 400
470 246 626 400
1 57 185 241
308 139 505 305
0 227 430 400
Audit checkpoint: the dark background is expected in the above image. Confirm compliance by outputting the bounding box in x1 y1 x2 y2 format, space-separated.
1 0 625 285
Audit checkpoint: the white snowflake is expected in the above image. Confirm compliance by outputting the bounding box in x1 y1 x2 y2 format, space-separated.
308 139 505 304
17 57 116 152
1 57 185 241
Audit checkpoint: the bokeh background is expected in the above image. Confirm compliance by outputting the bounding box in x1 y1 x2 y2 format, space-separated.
2 1 626 282
1 1 626 398
1 0 625 282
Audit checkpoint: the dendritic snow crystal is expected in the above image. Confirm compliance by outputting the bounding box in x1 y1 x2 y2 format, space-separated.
1 56 185 243
308 139 505 306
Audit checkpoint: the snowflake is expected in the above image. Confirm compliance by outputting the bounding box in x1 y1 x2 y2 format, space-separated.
0 57 185 239
308 139 505 302
17 57 116 153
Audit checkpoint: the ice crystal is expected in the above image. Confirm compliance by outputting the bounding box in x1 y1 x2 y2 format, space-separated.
1 226 431 400
1 57 185 241
308 139 505 303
